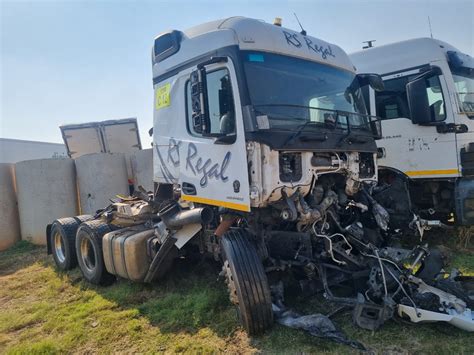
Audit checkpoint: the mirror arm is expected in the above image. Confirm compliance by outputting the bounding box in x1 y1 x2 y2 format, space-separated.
197 56 228 69
409 66 442 82
214 133 237 145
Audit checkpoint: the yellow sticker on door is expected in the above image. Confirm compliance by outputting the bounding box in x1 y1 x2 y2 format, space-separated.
155 83 171 109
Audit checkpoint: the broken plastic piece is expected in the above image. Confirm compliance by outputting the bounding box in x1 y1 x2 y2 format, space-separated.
398 304 474 332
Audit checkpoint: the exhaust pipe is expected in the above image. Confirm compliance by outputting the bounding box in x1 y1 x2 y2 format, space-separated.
159 202 214 229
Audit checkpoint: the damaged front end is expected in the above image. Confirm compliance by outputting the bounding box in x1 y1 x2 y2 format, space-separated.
245 146 474 337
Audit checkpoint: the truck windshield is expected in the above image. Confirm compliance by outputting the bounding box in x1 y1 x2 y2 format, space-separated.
242 51 372 133
452 70 474 117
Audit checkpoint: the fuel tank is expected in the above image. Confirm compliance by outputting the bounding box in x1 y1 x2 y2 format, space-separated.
102 226 155 281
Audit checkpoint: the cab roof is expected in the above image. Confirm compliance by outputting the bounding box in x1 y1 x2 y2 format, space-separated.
152 17 355 81
350 37 462 75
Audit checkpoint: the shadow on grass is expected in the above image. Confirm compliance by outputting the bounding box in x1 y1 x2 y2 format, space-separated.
89 256 241 339
0 241 45 276
1 241 244 341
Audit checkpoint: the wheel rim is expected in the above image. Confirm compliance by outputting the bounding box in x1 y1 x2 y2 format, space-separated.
53 231 66 263
80 237 96 273
222 260 239 305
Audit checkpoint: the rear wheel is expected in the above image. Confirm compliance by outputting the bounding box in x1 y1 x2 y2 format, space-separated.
50 215 94 271
76 220 115 285
220 229 273 335
74 215 95 224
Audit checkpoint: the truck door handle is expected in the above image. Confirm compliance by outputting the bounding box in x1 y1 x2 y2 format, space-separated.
437 123 468 134
182 182 197 195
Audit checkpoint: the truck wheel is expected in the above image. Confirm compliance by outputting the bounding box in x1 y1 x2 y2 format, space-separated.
76 220 115 285
51 217 86 271
73 214 94 224
220 229 273 335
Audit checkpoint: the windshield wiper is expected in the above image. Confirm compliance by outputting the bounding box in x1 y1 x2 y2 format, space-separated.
254 103 379 140
337 132 369 146
282 121 328 146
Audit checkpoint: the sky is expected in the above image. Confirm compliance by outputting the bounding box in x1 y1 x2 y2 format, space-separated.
1 0 473 146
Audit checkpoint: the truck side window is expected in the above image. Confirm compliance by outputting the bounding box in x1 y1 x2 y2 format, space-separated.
375 76 412 119
375 74 446 122
425 76 446 121
186 68 236 136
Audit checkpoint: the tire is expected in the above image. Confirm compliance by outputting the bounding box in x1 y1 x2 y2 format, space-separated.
76 220 115 285
51 217 83 270
220 229 273 335
74 214 94 224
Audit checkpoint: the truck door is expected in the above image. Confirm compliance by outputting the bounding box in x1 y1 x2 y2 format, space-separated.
178 59 250 212
374 68 459 179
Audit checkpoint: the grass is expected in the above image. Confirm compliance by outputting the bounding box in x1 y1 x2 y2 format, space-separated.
0 239 473 354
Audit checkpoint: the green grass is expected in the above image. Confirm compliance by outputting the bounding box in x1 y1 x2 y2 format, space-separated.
0 240 473 354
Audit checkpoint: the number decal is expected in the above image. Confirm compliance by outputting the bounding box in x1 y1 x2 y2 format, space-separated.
155 83 171 110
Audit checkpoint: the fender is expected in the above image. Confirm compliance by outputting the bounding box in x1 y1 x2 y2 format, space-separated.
46 224 52 255
377 165 412 182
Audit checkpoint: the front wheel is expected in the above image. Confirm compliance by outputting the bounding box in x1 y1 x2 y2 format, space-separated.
220 229 273 335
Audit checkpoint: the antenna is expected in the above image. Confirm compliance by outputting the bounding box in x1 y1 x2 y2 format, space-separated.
428 16 433 38
362 40 376 49
293 13 307 36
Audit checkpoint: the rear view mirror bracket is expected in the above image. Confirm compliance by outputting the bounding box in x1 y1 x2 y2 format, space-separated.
190 68 209 134
190 56 229 135
357 73 385 92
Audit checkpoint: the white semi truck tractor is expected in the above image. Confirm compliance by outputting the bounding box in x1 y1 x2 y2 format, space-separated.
350 39 474 230
47 20 474 335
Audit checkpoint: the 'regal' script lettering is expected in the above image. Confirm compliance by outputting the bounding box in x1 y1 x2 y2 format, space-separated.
186 143 231 187
283 30 335 60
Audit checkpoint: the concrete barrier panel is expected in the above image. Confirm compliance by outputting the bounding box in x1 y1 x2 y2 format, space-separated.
0 164 21 250
75 153 129 214
15 159 78 245
131 149 153 193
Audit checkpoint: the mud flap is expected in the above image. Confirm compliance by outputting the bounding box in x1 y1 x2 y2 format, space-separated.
144 235 177 283
455 178 474 225
46 224 52 254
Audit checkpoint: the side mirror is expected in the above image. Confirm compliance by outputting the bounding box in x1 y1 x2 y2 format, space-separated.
358 73 384 92
190 68 209 134
406 67 442 125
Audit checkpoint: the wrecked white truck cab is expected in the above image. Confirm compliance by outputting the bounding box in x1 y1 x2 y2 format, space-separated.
47 18 474 342
151 17 379 212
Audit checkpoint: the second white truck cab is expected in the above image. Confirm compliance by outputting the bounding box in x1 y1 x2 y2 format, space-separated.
351 38 474 226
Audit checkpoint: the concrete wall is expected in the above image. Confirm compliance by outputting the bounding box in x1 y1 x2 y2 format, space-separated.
15 159 79 245
0 138 67 164
131 148 153 193
1 150 154 250
0 164 21 250
75 153 130 214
